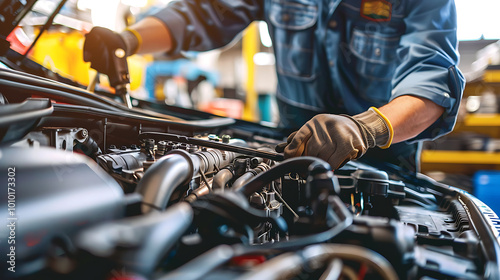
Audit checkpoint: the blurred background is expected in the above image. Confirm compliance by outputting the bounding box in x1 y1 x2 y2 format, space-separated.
8 0 500 206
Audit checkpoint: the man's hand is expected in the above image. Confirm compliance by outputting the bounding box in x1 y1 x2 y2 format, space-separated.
275 109 392 170
83 27 137 87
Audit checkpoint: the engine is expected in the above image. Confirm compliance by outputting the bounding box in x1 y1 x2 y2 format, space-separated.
1 125 492 280
0 70 498 279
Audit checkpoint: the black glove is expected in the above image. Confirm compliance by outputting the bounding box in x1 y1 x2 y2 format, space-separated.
83 27 134 88
275 108 393 170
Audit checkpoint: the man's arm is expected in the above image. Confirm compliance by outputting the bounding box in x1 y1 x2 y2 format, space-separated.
379 96 445 143
276 96 445 170
388 0 465 141
84 0 264 73
128 17 174 54
136 0 264 55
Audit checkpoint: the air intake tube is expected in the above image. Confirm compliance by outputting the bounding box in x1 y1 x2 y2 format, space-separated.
136 149 237 213
136 150 196 214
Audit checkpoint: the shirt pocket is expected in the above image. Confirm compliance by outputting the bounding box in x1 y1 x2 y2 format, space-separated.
349 28 400 81
269 0 318 81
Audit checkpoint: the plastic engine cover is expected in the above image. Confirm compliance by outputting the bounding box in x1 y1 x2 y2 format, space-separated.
0 147 125 277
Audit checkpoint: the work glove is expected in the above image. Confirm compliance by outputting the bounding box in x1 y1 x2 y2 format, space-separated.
83 27 140 87
275 107 393 170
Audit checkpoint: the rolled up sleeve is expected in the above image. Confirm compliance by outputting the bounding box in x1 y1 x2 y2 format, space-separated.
151 0 264 55
391 0 465 141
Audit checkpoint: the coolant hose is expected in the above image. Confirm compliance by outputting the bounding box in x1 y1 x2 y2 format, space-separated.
231 163 270 191
236 157 332 196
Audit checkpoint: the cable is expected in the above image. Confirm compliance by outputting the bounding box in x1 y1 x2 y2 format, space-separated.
272 183 299 220
0 68 185 121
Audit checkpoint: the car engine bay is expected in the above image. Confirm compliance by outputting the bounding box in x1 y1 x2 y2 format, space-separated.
1 66 500 280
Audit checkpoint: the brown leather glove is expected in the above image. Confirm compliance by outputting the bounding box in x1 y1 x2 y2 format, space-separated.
275 108 393 170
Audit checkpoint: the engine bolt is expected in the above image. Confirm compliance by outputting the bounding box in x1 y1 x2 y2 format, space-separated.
78 129 88 138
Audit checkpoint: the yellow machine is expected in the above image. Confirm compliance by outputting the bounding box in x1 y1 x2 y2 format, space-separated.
30 29 150 91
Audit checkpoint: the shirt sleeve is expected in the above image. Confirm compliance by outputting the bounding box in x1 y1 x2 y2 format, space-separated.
390 0 465 142
150 0 264 55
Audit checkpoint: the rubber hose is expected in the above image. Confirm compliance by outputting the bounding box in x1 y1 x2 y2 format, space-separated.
231 163 269 191
236 157 331 196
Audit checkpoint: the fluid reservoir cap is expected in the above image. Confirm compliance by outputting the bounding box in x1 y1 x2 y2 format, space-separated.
221 135 231 143
352 169 389 197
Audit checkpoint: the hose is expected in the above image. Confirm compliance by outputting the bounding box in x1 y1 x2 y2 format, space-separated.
0 68 183 120
229 157 350 250
77 203 193 278
157 245 234 280
75 135 101 159
136 150 197 213
212 167 234 190
231 163 270 191
319 259 343 280
237 244 398 280
184 180 211 203
137 149 236 213
301 244 399 280
195 149 236 174
236 252 303 280
236 157 332 197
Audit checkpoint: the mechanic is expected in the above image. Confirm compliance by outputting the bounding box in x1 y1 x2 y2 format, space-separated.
83 0 464 173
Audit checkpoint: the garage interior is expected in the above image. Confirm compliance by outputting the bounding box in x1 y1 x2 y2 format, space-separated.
2 0 500 279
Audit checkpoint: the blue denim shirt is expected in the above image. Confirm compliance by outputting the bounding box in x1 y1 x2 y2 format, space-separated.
152 0 465 141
